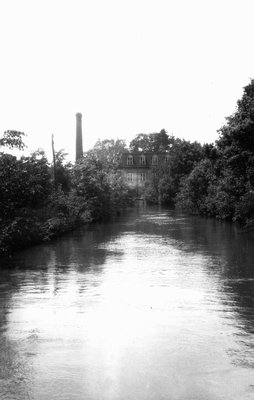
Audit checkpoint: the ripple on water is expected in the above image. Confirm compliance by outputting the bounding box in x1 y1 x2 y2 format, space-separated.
0 208 254 399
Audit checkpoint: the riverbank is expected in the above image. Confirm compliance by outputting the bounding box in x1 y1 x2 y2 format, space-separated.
0 202 134 258
0 209 88 257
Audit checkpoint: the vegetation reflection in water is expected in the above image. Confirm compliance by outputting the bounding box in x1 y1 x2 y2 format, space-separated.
0 207 254 400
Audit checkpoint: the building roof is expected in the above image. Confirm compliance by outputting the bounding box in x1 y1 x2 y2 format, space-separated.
119 152 170 169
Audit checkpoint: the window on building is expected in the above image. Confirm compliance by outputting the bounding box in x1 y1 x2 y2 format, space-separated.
140 173 146 181
152 155 158 165
127 173 133 181
127 155 133 165
139 155 146 165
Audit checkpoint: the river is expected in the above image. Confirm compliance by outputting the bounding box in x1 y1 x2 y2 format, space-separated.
0 206 254 400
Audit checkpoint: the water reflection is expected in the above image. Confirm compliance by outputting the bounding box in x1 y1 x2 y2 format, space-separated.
0 207 254 399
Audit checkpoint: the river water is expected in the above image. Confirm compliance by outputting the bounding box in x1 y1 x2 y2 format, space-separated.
0 206 254 400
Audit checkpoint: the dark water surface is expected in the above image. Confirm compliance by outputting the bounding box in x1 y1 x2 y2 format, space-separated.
1 207 254 400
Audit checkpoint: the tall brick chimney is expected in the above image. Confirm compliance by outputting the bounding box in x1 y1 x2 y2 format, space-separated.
75 112 83 161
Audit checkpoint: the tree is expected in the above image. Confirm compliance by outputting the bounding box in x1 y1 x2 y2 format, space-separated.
141 136 204 205
176 79 254 225
160 139 203 203
217 80 254 153
52 149 72 192
0 149 51 218
86 138 127 170
215 79 254 222
0 130 26 151
176 159 216 214
72 154 112 220
129 129 172 152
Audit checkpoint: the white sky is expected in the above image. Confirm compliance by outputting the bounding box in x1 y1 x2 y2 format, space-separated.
1 0 254 161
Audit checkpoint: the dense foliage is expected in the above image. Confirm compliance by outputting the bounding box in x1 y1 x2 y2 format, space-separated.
136 134 204 206
86 138 127 171
131 79 254 229
0 133 131 256
129 129 172 153
176 79 254 228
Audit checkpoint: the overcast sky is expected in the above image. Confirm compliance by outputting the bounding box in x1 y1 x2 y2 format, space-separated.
1 0 254 160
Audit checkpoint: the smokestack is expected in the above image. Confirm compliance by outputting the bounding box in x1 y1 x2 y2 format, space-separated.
75 112 83 161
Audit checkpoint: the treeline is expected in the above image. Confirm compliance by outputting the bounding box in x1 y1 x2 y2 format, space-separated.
139 79 254 229
1 79 254 255
0 134 131 256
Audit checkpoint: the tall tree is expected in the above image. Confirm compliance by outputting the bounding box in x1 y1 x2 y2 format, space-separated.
129 129 171 152
52 149 72 192
176 79 254 225
87 138 127 170
72 154 111 220
217 79 254 153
